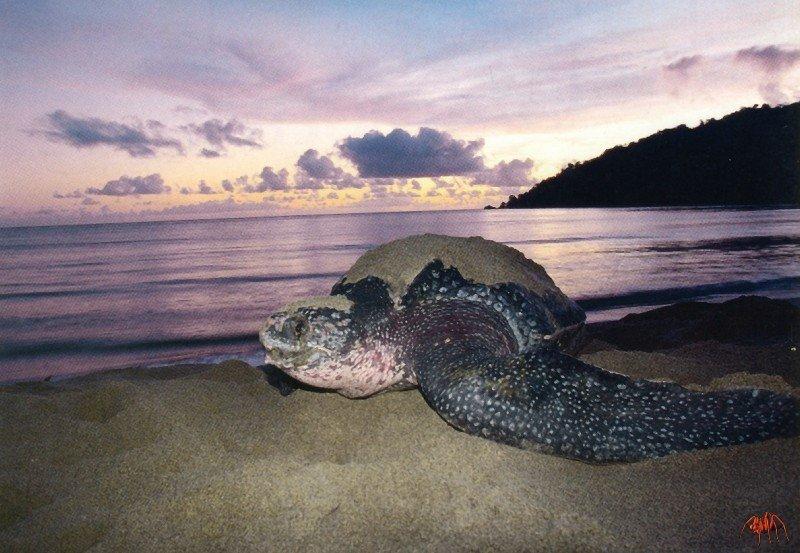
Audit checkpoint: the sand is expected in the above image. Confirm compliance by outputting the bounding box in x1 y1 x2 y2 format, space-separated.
1 349 798 552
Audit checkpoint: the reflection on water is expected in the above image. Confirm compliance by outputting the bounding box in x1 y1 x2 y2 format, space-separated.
1 207 798 381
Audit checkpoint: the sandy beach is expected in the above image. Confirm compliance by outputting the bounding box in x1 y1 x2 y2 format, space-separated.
1 297 798 552
3 0 799 549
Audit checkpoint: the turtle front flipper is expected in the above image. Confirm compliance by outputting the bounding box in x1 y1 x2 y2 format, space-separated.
407 301 799 463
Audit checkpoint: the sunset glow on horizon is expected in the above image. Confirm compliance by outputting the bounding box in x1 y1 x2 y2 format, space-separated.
1 1 799 226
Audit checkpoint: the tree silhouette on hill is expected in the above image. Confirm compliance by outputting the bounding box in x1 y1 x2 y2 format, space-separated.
491 102 800 209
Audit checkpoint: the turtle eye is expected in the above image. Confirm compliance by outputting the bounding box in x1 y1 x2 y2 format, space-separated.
294 319 306 336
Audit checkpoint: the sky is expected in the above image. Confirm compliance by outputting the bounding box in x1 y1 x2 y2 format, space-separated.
1 0 798 226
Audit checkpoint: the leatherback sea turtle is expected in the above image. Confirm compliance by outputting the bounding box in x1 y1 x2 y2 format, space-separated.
260 234 798 462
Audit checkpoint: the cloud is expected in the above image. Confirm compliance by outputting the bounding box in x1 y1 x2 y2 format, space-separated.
53 189 84 199
244 166 290 192
179 180 219 194
199 148 221 158
367 178 406 187
134 197 285 221
735 45 800 74
338 128 485 178
296 149 345 179
19 1 783 138
184 118 263 150
735 45 800 104
333 174 367 189
294 173 326 190
41 111 184 157
81 197 99 206
173 104 208 115
86 174 170 196
128 25 676 132
218 175 250 192
293 149 366 189
197 180 215 194
757 82 793 106
664 55 703 77
431 177 455 189
471 158 536 188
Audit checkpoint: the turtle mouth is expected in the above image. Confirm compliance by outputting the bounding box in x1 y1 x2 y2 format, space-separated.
263 346 288 368
261 339 302 369
261 334 334 371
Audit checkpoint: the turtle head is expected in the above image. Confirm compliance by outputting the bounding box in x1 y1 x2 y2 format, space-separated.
259 296 356 388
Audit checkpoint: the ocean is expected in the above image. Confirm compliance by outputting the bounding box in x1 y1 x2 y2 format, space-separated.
1 207 798 382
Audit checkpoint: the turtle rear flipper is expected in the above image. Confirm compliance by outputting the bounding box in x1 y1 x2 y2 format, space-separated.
409 300 800 463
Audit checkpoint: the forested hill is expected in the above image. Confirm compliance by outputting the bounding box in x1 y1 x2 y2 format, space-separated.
491 102 800 209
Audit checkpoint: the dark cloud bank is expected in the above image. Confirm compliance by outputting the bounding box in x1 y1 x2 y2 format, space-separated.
53 126 536 205
41 111 266 159
336 127 535 188
42 111 184 158
338 128 485 178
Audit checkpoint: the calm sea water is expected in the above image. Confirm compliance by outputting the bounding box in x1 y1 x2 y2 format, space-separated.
1 207 799 382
